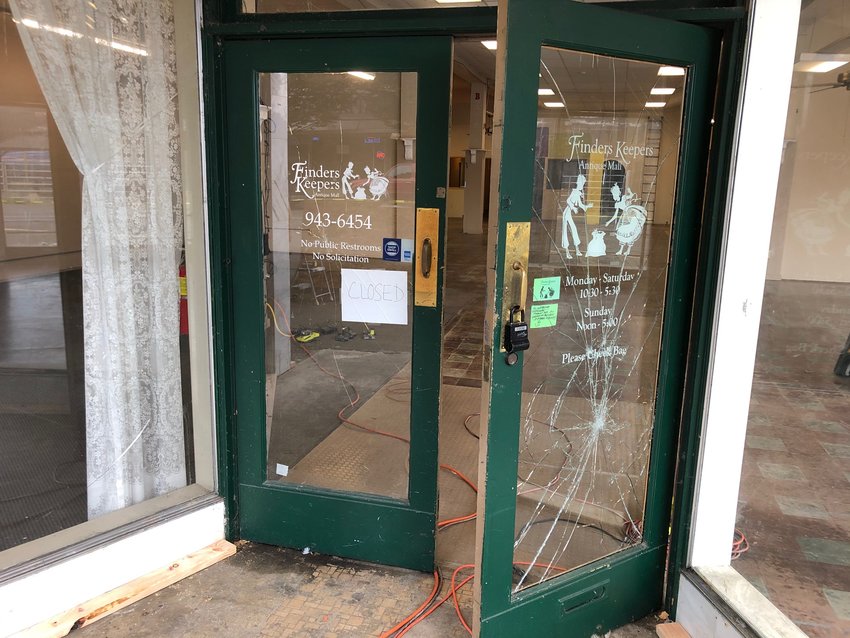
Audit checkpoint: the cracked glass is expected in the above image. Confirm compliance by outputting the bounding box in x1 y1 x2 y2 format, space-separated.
511 47 686 591
258 71 417 500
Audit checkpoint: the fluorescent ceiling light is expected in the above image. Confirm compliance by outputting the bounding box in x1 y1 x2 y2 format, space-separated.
16 16 145 54
657 66 685 76
538 88 555 96
645 101 667 108
347 71 376 81
794 53 850 73
544 102 565 108
651 87 675 95
435 0 481 3
481 40 498 50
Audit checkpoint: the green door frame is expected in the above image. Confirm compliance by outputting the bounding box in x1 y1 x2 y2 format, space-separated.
200 0 747 616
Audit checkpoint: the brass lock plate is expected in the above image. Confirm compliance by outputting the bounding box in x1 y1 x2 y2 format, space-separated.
415 207 439 307
500 221 530 352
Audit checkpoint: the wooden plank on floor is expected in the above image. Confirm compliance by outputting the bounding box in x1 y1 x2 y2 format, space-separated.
656 622 691 638
14 539 236 638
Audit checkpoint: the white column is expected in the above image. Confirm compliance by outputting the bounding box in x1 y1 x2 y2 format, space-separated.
463 81 487 235
688 0 800 570
270 74 291 375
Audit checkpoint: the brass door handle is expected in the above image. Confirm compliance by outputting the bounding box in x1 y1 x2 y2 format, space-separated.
512 260 527 313
422 237 432 278
415 207 439 307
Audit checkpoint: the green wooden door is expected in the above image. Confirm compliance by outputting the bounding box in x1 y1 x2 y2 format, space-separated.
221 36 451 571
475 2 717 635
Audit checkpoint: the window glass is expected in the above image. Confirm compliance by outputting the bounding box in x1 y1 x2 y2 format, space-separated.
511 46 685 591
733 2 850 635
259 70 417 500
0 0 197 552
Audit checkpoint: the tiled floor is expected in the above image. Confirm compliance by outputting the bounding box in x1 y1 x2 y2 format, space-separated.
734 280 850 637
440 218 487 389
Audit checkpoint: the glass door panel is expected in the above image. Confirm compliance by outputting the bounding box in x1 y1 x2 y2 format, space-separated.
259 70 418 501
223 36 450 571
512 48 686 591
475 1 716 635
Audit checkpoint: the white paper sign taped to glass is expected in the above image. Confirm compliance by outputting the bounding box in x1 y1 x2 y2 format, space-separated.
341 268 408 325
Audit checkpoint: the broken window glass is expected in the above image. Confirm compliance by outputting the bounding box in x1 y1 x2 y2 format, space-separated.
512 47 686 591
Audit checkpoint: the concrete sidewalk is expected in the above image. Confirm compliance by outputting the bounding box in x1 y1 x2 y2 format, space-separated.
75 542 663 638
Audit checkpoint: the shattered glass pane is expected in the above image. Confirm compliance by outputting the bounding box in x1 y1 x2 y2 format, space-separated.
512 48 686 591
258 72 417 500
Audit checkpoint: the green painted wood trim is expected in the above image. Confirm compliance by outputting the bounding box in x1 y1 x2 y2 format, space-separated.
216 35 451 570
240 484 436 571
203 0 497 37
479 1 719 634
480 545 668 637
203 31 241 540
665 14 748 613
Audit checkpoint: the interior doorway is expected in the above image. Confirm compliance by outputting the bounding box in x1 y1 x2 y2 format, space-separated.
432 36 496 575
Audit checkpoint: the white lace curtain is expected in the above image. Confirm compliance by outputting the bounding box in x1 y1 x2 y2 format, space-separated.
10 0 187 518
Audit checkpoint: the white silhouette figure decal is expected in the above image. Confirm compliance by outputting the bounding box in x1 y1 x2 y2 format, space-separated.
607 183 636 227
342 161 359 199
586 229 607 257
562 174 593 259
614 209 646 255
363 166 389 201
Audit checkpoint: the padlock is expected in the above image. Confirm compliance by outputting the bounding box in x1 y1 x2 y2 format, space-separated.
504 305 530 354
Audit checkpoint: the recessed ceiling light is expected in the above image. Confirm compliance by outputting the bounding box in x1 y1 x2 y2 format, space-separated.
794 53 850 73
651 87 675 95
538 88 555 96
645 101 666 108
657 66 685 76
347 71 376 81
544 101 565 108
481 40 497 50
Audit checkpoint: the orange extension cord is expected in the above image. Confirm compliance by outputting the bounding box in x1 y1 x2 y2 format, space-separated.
268 302 484 635
268 303 578 636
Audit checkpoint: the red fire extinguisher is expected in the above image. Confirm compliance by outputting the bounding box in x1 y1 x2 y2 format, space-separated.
179 262 189 336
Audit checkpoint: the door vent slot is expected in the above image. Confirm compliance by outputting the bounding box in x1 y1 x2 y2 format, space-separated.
559 579 609 615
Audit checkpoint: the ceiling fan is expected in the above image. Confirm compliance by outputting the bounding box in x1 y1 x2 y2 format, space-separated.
793 71 850 93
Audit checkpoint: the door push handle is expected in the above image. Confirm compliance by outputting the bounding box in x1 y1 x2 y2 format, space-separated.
415 207 439 307
421 237 432 278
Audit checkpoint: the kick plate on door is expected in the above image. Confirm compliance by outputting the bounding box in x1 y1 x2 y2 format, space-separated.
415 208 439 307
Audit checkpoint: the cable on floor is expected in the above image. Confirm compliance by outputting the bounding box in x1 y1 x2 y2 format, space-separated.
266 300 479 523
731 528 749 560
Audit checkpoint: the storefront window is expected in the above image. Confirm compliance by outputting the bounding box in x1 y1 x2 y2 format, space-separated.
0 0 198 552
733 1 850 635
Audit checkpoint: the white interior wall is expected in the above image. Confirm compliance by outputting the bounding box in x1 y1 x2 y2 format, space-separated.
765 0 850 283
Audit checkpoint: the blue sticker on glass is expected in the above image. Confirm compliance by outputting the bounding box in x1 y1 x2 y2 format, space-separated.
383 238 401 262
401 238 414 263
